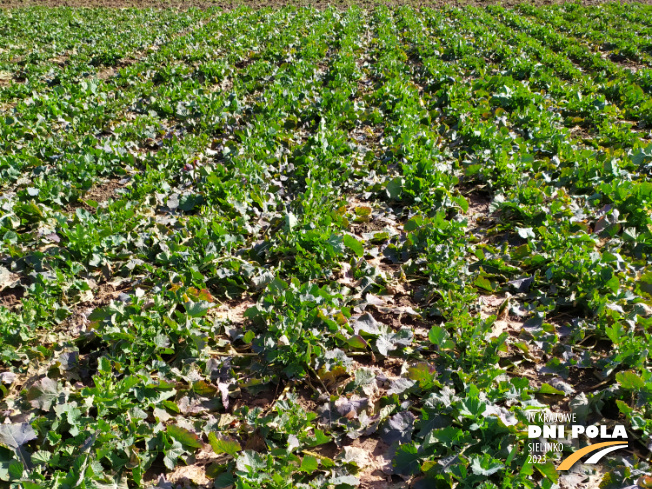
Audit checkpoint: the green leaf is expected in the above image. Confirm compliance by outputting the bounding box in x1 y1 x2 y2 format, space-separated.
616 399 633 415
505 444 518 466
300 455 318 472
535 462 559 483
474 272 498 292
178 194 204 211
31 450 52 465
637 272 652 297
616 371 645 390
538 383 565 396
8 460 22 479
208 433 241 456
346 335 368 350
343 235 364 257
392 444 421 476
404 216 423 232
428 326 447 347
452 194 469 212
214 472 235 489
193 380 217 397
424 426 466 448
161 400 180 413
243 330 255 344
386 177 404 200
167 425 202 449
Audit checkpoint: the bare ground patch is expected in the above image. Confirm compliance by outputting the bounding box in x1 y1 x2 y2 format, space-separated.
67 178 126 212
0 285 24 309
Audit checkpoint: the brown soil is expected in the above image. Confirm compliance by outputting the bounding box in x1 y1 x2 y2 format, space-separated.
608 55 649 73
97 58 138 79
86 178 124 203
2 0 651 9
566 366 607 394
61 282 127 336
0 286 24 309
67 178 125 212
231 386 277 412
350 437 394 489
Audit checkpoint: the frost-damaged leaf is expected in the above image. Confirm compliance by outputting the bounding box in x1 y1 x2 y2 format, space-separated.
407 362 436 389
352 368 376 393
285 213 298 231
167 425 202 449
27 377 62 411
508 276 533 293
335 397 369 419
437 454 461 473
208 433 241 456
167 193 180 210
163 440 185 470
0 423 37 449
470 453 504 476
218 382 230 410
483 404 517 426
328 475 360 486
638 475 652 488
352 313 381 335
375 328 413 356
381 411 415 445
337 446 368 467
559 473 589 489
0 266 20 291
0 372 16 384
387 378 415 395
236 450 267 472
517 227 535 239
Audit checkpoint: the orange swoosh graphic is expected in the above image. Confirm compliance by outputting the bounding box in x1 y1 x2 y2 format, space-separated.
557 441 627 470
